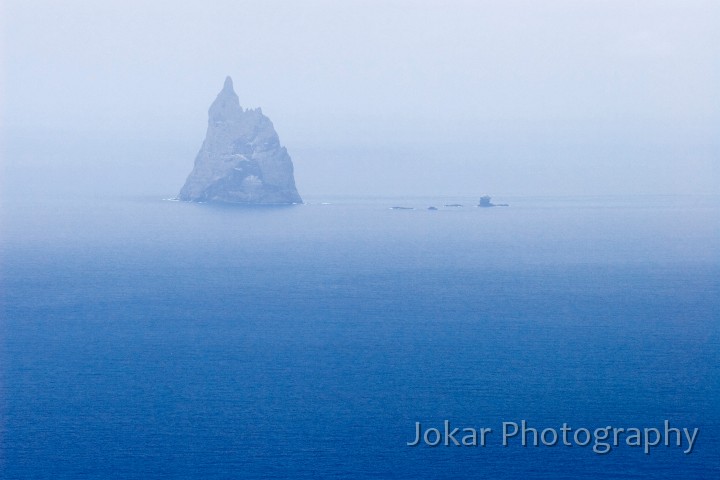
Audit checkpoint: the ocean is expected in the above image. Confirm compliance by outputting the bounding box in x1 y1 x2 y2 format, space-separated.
1 194 718 478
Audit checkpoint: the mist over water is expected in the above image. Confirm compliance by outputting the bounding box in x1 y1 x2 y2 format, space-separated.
2 1 719 477
2 193 718 265
1 191 719 478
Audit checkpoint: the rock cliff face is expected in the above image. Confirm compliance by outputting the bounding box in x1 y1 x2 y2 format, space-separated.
178 77 302 204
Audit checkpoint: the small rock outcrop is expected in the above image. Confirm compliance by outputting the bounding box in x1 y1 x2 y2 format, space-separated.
178 77 302 204
478 195 509 207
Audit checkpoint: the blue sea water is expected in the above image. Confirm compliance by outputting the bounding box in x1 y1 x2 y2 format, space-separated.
1 194 718 478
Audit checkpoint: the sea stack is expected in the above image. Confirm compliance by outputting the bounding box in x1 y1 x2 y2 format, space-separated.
178 77 302 204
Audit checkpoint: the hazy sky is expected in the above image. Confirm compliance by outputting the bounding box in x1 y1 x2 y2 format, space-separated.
2 0 718 196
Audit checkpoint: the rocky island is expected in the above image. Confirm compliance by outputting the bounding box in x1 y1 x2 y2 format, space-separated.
178 77 302 204
478 195 509 207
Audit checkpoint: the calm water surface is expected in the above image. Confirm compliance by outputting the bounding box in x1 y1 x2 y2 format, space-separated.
1 195 719 478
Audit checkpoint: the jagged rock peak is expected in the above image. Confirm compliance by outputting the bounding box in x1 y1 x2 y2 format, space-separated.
223 75 234 91
178 77 302 205
209 76 241 122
